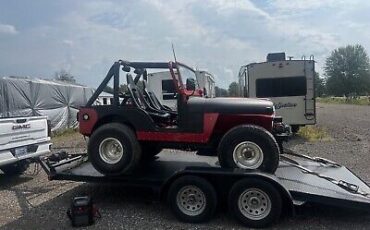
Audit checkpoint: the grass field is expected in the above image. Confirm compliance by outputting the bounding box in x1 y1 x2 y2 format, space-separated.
317 96 370 105
297 125 331 142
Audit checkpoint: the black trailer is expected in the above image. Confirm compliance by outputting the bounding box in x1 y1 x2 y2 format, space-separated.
39 150 370 228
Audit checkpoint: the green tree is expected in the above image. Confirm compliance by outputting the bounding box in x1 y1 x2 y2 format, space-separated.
228 82 240 97
215 86 228 97
54 69 76 83
315 72 326 97
119 80 143 94
103 85 114 94
119 84 128 93
324 44 370 96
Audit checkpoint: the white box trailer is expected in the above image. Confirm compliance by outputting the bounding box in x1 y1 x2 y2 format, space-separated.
238 53 316 132
147 71 178 110
147 70 215 110
196 70 216 98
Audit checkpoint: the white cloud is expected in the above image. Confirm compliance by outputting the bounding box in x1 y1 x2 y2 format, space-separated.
0 0 370 88
208 0 271 18
0 23 18 35
63 40 74 46
268 0 352 12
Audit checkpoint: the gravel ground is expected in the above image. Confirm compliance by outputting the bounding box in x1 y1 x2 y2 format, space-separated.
0 102 369 229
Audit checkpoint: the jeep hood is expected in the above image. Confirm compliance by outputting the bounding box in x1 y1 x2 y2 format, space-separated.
187 97 274 115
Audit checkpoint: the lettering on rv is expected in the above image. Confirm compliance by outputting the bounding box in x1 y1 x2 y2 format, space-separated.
274 102 297 109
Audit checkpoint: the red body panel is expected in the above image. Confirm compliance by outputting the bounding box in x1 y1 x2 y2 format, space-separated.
214 114 274 134
79 108 98 136
137 113 218 143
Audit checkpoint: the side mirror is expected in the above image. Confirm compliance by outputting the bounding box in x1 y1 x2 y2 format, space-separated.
186 78 196 91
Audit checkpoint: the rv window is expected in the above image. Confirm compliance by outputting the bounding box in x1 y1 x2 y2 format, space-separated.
162 80 176 93
162 79 176 100
256 76 306 97
103 98 107 105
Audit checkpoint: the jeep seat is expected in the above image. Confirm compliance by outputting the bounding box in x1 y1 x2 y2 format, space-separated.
142 80 177 118
126 74 171 123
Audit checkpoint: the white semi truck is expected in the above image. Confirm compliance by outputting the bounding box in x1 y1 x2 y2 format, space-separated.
0 116 51 175
238 53 316 132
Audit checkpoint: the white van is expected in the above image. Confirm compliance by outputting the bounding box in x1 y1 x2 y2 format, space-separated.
238 53 316 132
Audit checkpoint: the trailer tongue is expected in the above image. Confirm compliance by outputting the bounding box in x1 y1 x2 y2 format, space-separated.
39 151 370 227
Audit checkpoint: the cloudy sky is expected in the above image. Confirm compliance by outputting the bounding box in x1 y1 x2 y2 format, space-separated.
1 0 370 88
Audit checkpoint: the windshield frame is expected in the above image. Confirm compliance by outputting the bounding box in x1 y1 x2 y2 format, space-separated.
169 61 201 96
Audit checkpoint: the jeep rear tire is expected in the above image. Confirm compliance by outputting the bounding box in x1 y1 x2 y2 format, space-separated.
217 125 280 173
88 123 141 175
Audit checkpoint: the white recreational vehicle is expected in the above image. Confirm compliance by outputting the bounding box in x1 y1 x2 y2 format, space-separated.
238 53 316 132
96 91 114 105
196 70 216 98
147 70 216 110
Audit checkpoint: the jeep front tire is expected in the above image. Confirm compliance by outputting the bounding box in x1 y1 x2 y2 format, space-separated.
217 125 279 173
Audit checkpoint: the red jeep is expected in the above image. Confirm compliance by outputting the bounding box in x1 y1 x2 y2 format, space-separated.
78 60 289 175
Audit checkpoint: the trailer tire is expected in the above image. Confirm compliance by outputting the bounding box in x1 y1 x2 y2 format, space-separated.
168 175 217 223
88 123 141 175
0 161 29 175
218 125 280 173
228 179 282 228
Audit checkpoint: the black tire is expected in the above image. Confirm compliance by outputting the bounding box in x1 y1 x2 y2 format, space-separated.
218 125 280 173
291 125 300 133
88 123 141 175
0 161 29 175
140 142 162 161
168 175 217 223
228 179 282 228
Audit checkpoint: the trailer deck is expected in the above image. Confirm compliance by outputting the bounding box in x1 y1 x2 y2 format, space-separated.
40 151 370 211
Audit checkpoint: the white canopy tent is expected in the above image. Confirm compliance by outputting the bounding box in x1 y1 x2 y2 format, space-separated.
0 77 94 131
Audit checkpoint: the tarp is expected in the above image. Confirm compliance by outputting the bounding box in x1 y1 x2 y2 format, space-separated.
0 77 94 131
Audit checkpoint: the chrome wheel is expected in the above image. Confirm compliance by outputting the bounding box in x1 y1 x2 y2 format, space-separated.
238 188 271 220
233 141 263 169
99 137 124 164
176 185 206 216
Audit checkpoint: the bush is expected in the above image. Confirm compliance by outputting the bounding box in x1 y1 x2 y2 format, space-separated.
317 96 370 105
298 126 331 142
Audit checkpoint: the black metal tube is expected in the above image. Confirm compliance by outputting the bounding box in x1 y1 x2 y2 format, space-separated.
129 62 171 69
86 63 116 106
113 62 120 106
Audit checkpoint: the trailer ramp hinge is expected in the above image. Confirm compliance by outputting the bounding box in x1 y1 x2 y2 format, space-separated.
311 157 341 167
283 148 341 168
337 180 359 193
